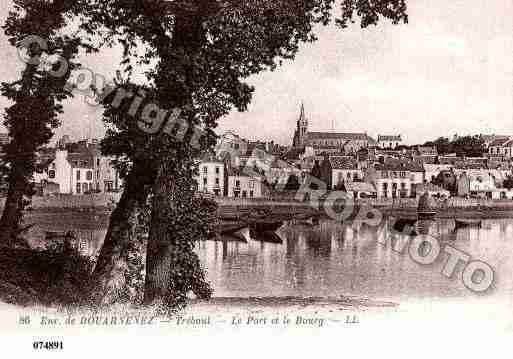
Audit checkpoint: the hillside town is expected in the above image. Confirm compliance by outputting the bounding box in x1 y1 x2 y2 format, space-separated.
196 104 513 202
12 104 513 202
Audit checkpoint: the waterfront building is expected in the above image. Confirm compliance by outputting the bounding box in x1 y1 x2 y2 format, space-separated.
457 172 497 198
197 153 227 197
364 159 425 198
33 141 121 195
226 166 267 198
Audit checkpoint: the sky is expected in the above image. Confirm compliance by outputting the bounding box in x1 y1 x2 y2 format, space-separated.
0 0 512 146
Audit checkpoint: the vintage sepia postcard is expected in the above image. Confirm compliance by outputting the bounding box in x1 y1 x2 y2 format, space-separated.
0 0 511 356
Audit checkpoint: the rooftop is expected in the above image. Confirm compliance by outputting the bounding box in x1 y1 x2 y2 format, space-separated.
307 132 370 141
329 156 358 170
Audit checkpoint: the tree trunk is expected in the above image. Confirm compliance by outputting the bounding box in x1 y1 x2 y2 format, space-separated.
143 157 213 307
143 162 175 304
91 166 151 305
0 171 28 246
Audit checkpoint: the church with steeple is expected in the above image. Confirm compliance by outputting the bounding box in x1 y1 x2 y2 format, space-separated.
291 103 374 153
292 103 308 147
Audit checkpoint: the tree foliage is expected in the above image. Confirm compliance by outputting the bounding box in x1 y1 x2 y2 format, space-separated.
79 0 408 308
0 0 94 244
424 135 485 157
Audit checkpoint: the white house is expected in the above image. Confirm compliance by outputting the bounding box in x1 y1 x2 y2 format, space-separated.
365 159 425 198
227 166 266 198
197 154 226 196
34 144 121 195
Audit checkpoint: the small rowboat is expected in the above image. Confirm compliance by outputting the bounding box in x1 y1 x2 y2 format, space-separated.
250 230 283 244
217 222 248 235
454 219 482 229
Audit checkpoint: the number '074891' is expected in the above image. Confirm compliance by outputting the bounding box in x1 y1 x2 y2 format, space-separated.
33 341 63 350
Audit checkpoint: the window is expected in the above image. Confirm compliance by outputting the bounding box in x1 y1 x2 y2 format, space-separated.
86 171 92 181
96 170 100 179
76 170 80 180
249 180 255 188
97 158 100 166
250 191 254 198
215 167 220 174
82 183 88 193
215 178 220 185
48 170 55 179
76 183 81 194
203 178 207 185
235 180 240 188
203 166 208 174
242 191 247 198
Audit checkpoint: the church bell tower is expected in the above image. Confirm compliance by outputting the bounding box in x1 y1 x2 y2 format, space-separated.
293 102 308 147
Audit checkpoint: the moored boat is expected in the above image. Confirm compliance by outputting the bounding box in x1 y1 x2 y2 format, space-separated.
216 221 249 236
249 220 283 233
250 230 283 244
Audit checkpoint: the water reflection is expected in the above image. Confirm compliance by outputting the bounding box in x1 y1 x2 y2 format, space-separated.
196 218 513 302
26 211 513 303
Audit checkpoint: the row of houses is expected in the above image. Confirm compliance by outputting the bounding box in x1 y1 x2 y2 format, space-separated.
197 154 268 199
33 139 121 195
198 124 513 200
